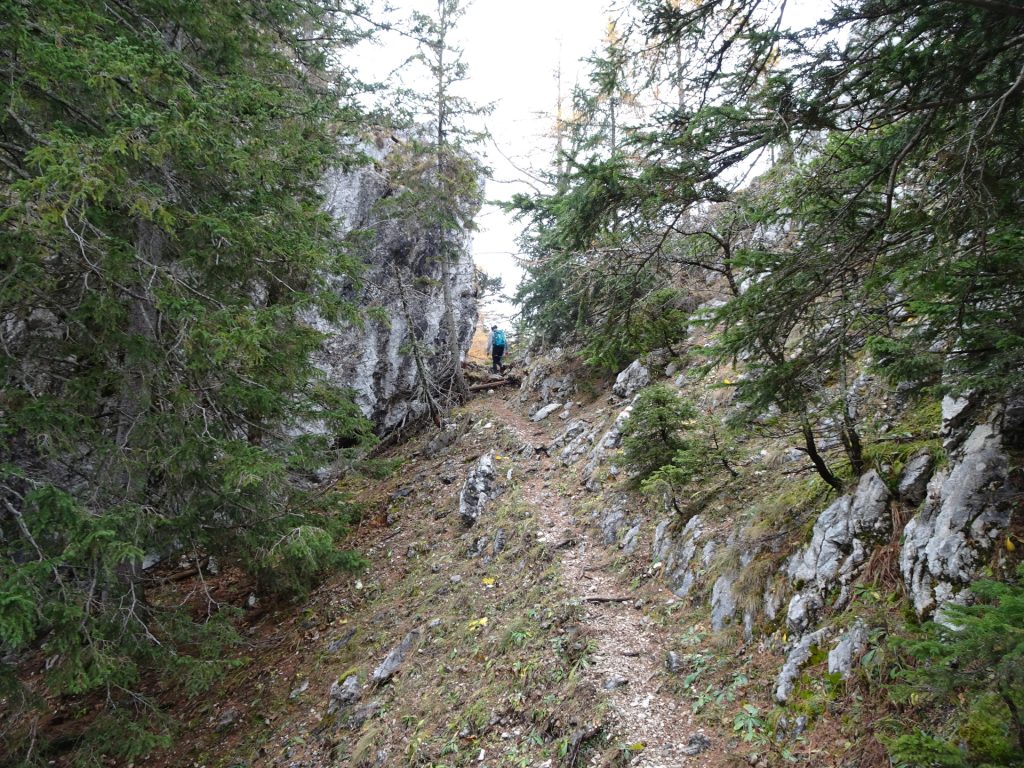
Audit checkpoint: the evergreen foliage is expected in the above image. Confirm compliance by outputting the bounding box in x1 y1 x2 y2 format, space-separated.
889 565 1024 767
513 0 1024 485
389 0 488 410
620 384 696 482
0 0 375 760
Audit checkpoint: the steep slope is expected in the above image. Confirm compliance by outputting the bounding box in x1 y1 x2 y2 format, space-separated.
123 350 1019 768
148 383 733 768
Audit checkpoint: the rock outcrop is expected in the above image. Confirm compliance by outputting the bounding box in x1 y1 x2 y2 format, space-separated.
551 419 597 465
459 453 499 527
652 515 711 598
784 471 890 633
518 349 577 408
308 147 478 434
775 628 828 703
901 401 1013 616
583 399 637 488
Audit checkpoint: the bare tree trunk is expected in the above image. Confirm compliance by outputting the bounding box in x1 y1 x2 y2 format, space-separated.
439 253 469 402
801 419 843 493
393 264 444 425
434 0 468 404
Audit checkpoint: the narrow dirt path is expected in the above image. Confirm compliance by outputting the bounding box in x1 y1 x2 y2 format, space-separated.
484 393 711 767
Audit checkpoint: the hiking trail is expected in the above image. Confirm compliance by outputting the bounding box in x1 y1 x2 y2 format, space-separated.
484 393 717 768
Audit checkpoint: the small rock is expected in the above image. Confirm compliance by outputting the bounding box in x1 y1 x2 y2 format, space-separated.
680 733 711 756
349 700 379 728
141 553 161 570
492 528 508 555
216 707 240 731
666 651 683 673
603 676 629 690
532 403 562 422
327 628 356 653
289 679 309 700
371 630 420 684
794 715 808 737
328 674 360 713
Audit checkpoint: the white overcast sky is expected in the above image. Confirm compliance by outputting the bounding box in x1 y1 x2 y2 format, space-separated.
353 0 616 328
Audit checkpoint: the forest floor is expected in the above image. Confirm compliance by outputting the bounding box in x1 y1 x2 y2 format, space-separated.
135 378 766 768
5 351 895 768
11 358 888 768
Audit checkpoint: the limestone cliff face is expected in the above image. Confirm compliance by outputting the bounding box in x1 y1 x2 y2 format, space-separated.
309 148 478 434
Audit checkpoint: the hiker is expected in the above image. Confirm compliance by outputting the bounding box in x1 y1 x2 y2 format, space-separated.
487 325 507 374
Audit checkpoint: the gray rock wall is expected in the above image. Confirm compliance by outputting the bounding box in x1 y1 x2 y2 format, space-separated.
901 400 1013 616
307 148 478 434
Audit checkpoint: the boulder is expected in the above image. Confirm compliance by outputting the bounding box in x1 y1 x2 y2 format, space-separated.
612 360 650 399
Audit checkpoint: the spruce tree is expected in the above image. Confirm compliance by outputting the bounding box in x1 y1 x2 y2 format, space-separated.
400 0 489 406
0 0 375 759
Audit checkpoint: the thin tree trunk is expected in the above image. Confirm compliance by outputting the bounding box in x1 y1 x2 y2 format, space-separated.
435 0 468 404
394 264 443 425
801 419 843 492
840 415 864 477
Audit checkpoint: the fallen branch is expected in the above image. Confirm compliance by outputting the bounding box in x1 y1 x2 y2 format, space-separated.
581 595 632 603
149 567 200 584
468 377 519 392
